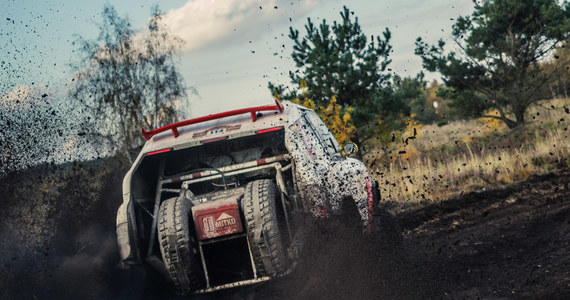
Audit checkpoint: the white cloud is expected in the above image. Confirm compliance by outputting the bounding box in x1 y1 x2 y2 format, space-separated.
163 0 319 52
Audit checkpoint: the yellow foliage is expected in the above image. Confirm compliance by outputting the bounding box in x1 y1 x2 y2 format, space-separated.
293 94 356 145
477 109 507 131
394 113 423 161
406 113 423 136
316 96 356 145
299 79 308 90
292 97 316 110
289 79 356 144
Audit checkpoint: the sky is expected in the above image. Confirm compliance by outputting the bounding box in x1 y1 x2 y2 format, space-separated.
1 0 475 118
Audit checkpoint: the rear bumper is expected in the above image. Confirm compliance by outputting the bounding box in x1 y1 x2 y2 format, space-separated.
192 230 295 294
194 253 296 294
195 276 272 294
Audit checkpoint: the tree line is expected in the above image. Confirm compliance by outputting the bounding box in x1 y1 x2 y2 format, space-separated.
15 0 566 170
271 0 570 155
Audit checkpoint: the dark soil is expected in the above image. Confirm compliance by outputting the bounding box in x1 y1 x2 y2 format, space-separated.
253 168 570 299
1 167 569 299
398 167 570 299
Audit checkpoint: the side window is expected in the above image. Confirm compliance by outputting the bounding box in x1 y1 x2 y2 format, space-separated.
303 111 340 156
289 115 319 159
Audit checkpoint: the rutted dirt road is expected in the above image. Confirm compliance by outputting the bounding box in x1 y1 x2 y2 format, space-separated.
1 167 569 299
251 168 570 299
397 168 570 299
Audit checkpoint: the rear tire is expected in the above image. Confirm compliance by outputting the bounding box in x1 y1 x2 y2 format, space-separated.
158 195 204 294
242 179 287 276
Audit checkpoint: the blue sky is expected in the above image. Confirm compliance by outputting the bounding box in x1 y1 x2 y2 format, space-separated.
1 0 474 117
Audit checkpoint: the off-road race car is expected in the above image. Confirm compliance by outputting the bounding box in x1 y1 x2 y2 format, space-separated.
115 99 382 295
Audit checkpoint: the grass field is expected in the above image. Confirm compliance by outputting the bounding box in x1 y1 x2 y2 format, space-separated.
365 98 570 211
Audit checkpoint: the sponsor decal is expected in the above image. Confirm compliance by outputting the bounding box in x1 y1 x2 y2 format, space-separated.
193 201 243 240
215 212 237 228
193 124 241 138
203 216 215 233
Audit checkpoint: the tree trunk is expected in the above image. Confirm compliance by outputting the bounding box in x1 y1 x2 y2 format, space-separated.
550 84 556 99
491 99 518 128
504 118 518 129
513 107 526 129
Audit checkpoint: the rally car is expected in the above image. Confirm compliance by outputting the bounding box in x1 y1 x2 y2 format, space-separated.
115 99 381 294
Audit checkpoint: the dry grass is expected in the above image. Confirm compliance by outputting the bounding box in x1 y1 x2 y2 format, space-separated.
365 98 570 210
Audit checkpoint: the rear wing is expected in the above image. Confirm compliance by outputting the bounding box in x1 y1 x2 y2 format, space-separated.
142 99 285 140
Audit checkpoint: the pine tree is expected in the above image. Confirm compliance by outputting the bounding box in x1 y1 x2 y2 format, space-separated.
271 6 409 153
415 0 570 128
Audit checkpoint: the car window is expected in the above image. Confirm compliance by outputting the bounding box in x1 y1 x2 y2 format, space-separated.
289 116 319 159
303 110 340 157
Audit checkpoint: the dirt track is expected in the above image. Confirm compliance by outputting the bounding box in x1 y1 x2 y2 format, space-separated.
398 168 570 299
250 168 570 299
1 168 569 299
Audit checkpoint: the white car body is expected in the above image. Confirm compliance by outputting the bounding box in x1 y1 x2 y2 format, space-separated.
116 100 377 293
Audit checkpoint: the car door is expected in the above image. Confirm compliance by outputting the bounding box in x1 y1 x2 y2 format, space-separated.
296 109 372 225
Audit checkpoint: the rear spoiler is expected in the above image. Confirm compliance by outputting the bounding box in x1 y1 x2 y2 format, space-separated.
142 99 284 141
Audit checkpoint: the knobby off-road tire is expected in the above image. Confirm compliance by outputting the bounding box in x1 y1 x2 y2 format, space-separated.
158 195 204 294
242 179 287 277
